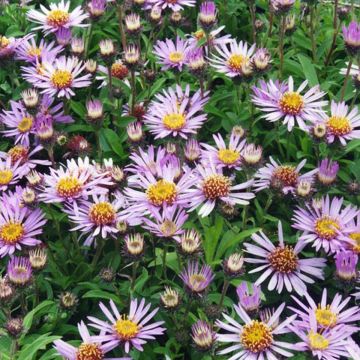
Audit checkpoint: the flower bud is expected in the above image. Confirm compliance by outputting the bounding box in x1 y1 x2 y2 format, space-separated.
160 287 180 309
191 320 216 351
223 253 244 277
199 1 217 30
21 89 39 109
5 318 23 338
29 247 47 270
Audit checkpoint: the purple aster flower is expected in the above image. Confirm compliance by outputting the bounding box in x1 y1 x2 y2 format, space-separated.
184 139 201 163
88 0 107 19
39 157 112 204
146 0 195 12
307 101 360 146
201 132 246 170
187 27 231 54
38 94 73 123
186 161 254 217
252 76 328 131
54 321 127 360
216 302 296 359
142 206 188 239
317 158 339 186
288 311 356 359
153 37 191 71
55 27 72 46
191 320 216 351
244 221 326 295
290 288 360 333
88 298 166 354
27 0 89 36
7 256 32 286
254 157 317 194
292 195 358 254
236 282 262 313
335 250 358 281
210 39 256 78
0 35 29 59
179 261 214 295
0 194 46 257
15 34 63 63
0 100 34 146
342 21 360 55
64 194 123 247
0 157 24 192
198 1 217 29
144 84 209 139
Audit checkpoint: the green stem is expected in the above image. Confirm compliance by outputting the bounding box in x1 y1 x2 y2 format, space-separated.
219 279 230 309
279 15 286 78
340 59 353 101
95 129 102 161
183 297 193 323
130 70 136 116
10 339 18 360
84 22 93 57
130 261 138 292
162 245 168 280
324 0 339 66
350 89 359 108
309 5 317 62
91 239 104 268
117 5 127 50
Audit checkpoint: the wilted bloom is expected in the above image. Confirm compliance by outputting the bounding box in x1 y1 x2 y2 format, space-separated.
335 250 358 281
147 0 195 12
175 229 201 255
154 37 190 71
317 158 339 185
223 253 244 276
7 256 32 286
180 261 214 295
191 320 216 351
245 221 326 295
127 122 143 143
88 0 106 19
184 139 201 162
110 60 129 80
210 39 256 78
198 1 217 30
144 84 209 139
99 267 116 283
170 11 182 25
29 247 47 270
70 37 85 56
216 302 296 359
252 76 327 131
271 0 295 14
342 21 360 55
292 195 359 254
5 318 23 338
236 282 261 313
124 233 144 258
125 13 141 34
0 276 13 302
161 287 180 309
86 99 103 124
54 321 117 360
124 45 140 68
66 135 91 157
242 143 262 166
254 158 316 194
59 291 78 309
27 0 89 35
88 299 166 354
186 162 254 217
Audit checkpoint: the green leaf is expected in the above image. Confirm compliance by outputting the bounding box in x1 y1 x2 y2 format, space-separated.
298 54 319 86
82 289 121 304
22 301 55 334
17 334 61 360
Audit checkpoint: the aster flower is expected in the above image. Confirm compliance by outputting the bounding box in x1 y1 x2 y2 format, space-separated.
153 37 191 71
307 101 360 146
342 21 360 55
236 282 262 313
198 1 217 30
0 157 24 192
7 256 32 286
1 100 35 146
186 162 254 217
146 0 195 12
0 195 46 257
27 0 89 36
0 34 27 59
88 299 166 354
187 27 232 53
64 194 123 247
142 206 188 239
201 132 246 170
288 312 355 360
39 157 112 204
210 39 255 78
244 221 326 295
54 321 126 360
95 62 130 89
191 320 216 351
252 76 328 131
88 0 107 19
179 261 214 295
38 93 73 124
28 56 92 98
317 158 339 186
254 157 317 194
216 302 296 359
144 84 209 139
292 195 358 254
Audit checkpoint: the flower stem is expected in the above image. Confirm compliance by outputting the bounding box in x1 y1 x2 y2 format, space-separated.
162 245 168 280
278 15 286 78
116 5 126 50
130 70 136 116
91 239 104 268
340 59 353 101
10 339 18 360
309 4 317 62
219 279 230 309
324 0 339 66
130 261 138 292
249 0 256 44
95 129 102 161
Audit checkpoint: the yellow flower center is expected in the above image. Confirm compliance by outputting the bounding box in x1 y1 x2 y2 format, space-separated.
163 113 186 130
160 219 178 237
56 176 82 198
279 92 304 115
202 174 231 200
0 169 13 185
114 316 139 340
27 46 42 57
17 116 33 133
8 146 28 164
47 9 70 27
51 69 73 89
194 29 205 40
326 116 351 136
350 232 360 253
189 274 207 292
89 202 116 226
315 306 337 328
268 246 298 273
308 331 329 351
0 36 10 48
0 222 24 244
314 216 340 240
272 165 298 187
218 149 240 165
241 321 273 353
146 179 177 206
169 51 184 63
76 343 104 360
228 54 246 72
